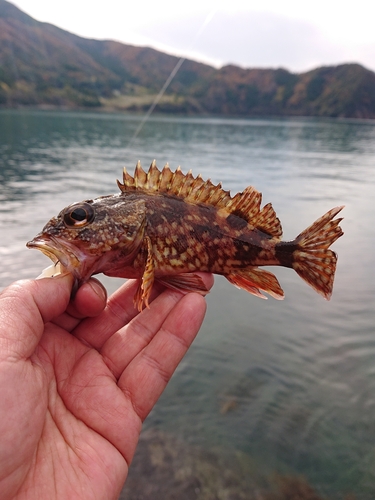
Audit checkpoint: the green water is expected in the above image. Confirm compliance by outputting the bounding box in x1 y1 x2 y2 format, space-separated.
1 109 375 498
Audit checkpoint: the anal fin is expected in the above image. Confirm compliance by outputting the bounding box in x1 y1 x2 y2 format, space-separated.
226 267 284 300
157 273 209 296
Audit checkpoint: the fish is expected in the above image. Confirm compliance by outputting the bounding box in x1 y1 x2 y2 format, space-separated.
27 161 344 311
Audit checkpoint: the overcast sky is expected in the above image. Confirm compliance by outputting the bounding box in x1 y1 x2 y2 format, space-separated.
10 0 375 73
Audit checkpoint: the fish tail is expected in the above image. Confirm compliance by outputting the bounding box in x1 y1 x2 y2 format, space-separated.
291 206 344 299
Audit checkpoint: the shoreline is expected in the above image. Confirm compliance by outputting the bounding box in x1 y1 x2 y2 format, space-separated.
1 105 375 123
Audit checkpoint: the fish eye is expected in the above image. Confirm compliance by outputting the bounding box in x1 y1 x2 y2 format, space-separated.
63 203 95 228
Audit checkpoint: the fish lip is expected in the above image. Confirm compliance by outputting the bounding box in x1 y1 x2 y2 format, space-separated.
27 235 84 280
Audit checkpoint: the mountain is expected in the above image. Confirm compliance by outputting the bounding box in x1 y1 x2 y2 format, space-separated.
1 0 375 118
0 0 214 108
202 63 375 118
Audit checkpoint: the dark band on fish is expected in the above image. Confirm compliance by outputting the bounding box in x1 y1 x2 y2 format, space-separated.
275 241 298 268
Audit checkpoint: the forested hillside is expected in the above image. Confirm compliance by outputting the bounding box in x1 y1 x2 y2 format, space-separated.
1 0 375 118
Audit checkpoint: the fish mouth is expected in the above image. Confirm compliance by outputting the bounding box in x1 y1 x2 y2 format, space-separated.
26 235 91 282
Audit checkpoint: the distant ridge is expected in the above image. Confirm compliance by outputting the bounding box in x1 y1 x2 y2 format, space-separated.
1 0 375 118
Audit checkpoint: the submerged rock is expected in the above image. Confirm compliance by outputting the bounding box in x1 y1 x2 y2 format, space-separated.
119 429 346 500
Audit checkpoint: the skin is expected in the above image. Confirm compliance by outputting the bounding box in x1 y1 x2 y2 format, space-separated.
0 272 213 500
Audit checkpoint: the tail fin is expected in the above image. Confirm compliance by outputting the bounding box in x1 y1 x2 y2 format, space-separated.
292 206 344 300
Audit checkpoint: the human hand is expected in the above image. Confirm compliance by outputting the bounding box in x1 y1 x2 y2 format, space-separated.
0 272 213 500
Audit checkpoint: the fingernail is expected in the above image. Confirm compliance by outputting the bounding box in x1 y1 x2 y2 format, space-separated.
88 279 107 302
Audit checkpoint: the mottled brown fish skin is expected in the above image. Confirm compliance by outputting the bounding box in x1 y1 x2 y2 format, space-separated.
98 192 278 279
27 161 344 310
137 193 298 277
143 195 271 274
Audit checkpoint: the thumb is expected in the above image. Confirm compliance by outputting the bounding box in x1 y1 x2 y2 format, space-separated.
0 273 74 360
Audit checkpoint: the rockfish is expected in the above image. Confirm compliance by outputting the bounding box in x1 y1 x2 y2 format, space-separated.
27 161 344 310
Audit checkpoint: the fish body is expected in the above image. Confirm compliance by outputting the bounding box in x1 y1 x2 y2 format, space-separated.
27 161 344 310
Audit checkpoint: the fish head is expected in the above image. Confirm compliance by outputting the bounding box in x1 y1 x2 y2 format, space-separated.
27 193 146 284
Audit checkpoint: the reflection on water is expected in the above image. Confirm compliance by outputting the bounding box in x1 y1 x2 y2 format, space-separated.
1 109 375 498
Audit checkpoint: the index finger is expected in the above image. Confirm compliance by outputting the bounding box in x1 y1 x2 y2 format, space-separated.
118 292 207 422
51 278 108 332
73 273 214 350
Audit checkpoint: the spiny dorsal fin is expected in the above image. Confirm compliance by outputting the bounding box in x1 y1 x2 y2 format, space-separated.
117 161 282 238
117 160 233 206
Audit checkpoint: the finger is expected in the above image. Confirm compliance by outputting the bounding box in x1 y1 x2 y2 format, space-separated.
74 273 214 351
100 287 189 379
117 292 207 421
52 278 107 332
69 278 107 318
72 279 142 348
0 274 73 360
72 279 170 349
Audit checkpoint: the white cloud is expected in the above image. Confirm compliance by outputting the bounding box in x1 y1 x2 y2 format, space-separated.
134 10 368 73
9 0 375 73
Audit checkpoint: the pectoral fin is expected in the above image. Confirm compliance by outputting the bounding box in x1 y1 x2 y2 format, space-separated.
226 267 284 300
157 273 209 296
134 236 155 311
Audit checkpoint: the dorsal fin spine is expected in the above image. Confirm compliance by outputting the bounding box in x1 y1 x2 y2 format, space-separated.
134 160 146 188
146 161 160 191
181 171 195 198
117 161 283 237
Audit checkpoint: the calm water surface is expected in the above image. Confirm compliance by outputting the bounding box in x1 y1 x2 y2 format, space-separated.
1 110 374 498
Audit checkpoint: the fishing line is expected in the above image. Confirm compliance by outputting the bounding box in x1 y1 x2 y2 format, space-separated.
127 8 218 148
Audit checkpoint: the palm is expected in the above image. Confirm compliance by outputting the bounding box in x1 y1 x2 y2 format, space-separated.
23 327 127 500
0 274 212 499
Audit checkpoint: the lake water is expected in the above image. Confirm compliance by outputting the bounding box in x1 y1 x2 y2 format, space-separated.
1 109 374 498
